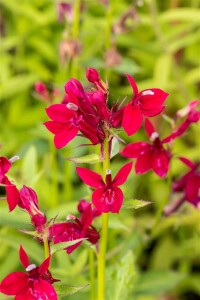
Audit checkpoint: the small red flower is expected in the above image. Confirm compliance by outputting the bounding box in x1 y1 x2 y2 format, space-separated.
49 205 99 254
122 74 168 136
76 162 132 213
0 156 20 211
19 186 47 232
173 157 200 208
121 119 171 178
0 246 58 300
77 199 101 218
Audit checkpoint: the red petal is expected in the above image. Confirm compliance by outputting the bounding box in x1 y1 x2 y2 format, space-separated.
144 119 156 138
92 187 124 213
113 162 132 186
16 289 36 300
122 103 143 136
80 205 93 230
44 121 67 134
5 177 20 211
46 104 75 123
142 105 166 117
76 167 104 188
0 157 11 177
135 151 152 174
54 125 79 148
126 74 138 97
19 246 30 269
139 89 168 110
33 279 58 300
185 175 200 203
121 142 150 158
0 272 28 295
179 157 195 169
152 150 169 178
38 256 51 275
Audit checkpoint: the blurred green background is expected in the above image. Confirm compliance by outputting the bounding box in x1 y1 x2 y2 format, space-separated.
0 0 200 299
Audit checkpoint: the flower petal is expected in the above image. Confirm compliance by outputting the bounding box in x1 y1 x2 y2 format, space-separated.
0 272 28 295
126 74 138 97
152 150 169 178
135 151 152 174
139 89 168 110
0 157 11 178
5 177 20 211
179 157 195 169
142 105 166 117
16 289 36 300
122 103 143 136
44 121 67 134
121 142 150 158
76 167 104 188
113 162 132 186
92 187 124 213
144 118 156 138
54 124 79 148
33 279 58 300
185 175 200 203
46 104 75 123
38 256 51 276
19 246 30 269
80 205 93 230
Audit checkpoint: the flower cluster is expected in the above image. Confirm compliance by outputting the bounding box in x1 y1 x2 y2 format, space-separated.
1 68 199 300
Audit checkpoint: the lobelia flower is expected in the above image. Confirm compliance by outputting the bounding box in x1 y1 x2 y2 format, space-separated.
162 100 200 143
49 205 99 254
18 185 47 233
0 246 58 300
76 162 132 213
121 119 173 178
0 155 20 211
122 74 168 136
77 199 102 218
172 157 200 208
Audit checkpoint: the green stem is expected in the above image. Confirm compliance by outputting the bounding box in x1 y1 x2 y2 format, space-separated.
97 129 110 300
44 238 50 259
64 147 73 201
89 249 95 300
71 0 81 78
50 141 58 207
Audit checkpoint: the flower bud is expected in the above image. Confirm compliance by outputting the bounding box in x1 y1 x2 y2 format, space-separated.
65 79 85 100
86 68 100 83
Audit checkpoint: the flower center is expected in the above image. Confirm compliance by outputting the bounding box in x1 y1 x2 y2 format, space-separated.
26 264 37 272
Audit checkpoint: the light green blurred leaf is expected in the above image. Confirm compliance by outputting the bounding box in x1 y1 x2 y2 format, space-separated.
122 199 152 210
22 146 37 185
153 54 172 89
54 282 88 297
67 153 101 164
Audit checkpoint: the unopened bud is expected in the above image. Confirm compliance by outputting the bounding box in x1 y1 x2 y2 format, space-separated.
86 68 100 83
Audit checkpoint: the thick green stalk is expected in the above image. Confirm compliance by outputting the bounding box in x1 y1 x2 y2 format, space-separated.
44 238 50 259
50 141 58 207
89 249 95 300
97 130 110 300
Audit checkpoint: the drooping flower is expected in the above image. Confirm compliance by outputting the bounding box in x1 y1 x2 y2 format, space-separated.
0 246 58 300
77 199 101 218
173 157 200 208
0 156 20 211
19 186 47 233
122 74 168 136
76 162 132 213
121 119 172 178
49 205 99 254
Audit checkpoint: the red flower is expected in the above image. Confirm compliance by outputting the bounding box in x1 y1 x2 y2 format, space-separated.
49 205 99 254
121 119 171 178
122 74 168 136
0 156 20 211
19 186 47 233
0 246 58 300
77 199 101 218
76 162 132 213
173 157 200 208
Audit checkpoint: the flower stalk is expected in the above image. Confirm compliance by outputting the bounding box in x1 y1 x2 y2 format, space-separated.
97 128 110 300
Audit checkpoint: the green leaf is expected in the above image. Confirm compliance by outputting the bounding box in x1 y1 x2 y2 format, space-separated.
54 283 88 296
133 270 185 296
122 199 152 209
153 54 172 89
107 251 135 300
67 153 101 164
22 146 37 185
50 239 86 254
